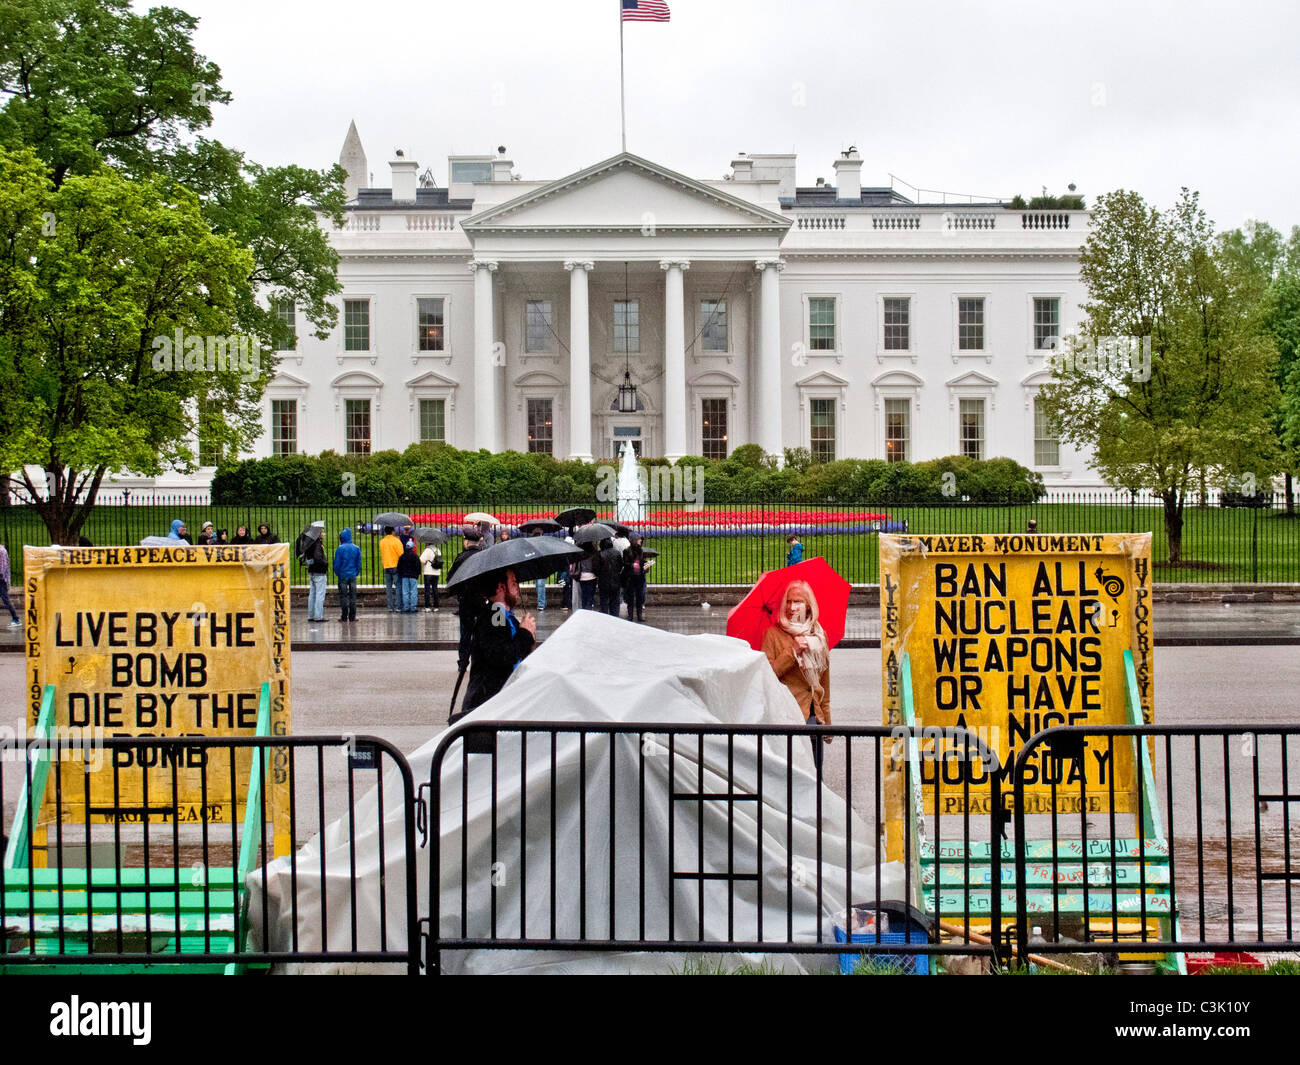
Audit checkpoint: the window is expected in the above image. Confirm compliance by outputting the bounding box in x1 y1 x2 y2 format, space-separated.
960 398 984 460
808 297 836 350
417 298 445 352
525 300 553 353
958 298 984 350
272 400 297 456
810 398 835 463
1034 397 1060 466
884 298 910 350
419 399 445 444
526 398 553 455
345 399 371 455
1034 298 1060 350
884 398 910 463
701 398 728 459
701 299 728 351
197 401 222 467
344 299 370 351
450 160 493 183
272 299 296 351
614 300 639 352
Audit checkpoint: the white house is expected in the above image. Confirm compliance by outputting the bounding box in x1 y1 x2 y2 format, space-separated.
108 123 1097 495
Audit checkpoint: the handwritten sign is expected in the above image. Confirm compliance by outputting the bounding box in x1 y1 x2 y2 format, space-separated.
23 544 291 856
880 533 1153 822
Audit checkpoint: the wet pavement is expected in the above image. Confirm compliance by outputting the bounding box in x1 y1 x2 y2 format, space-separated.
3 598 1300 652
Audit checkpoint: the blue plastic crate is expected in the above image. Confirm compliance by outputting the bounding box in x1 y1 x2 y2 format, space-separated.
832 925 930 975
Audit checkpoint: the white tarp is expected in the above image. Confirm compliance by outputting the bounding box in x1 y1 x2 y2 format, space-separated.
248 610 903 973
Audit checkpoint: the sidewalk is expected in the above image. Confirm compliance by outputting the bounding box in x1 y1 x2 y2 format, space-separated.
6 599 1295 652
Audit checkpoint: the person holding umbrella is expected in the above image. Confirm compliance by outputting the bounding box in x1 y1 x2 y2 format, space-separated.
762 581 831 773
420 538 443 611
397 536 422 613
726 558 849 776
302 520 329 624
444 533 581 721
459 568 537 716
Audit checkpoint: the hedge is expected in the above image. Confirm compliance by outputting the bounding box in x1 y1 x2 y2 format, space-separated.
211 444 1045 506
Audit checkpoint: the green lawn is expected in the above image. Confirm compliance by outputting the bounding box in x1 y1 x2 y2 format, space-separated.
1 501 1295 586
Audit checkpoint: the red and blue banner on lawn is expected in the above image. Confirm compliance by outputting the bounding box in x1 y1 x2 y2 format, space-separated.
623 0 670 22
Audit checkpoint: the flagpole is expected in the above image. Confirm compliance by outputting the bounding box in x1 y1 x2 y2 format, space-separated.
618 0 627 152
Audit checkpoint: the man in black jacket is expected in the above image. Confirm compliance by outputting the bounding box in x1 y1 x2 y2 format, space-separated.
460 568 537 715
305 521 329 623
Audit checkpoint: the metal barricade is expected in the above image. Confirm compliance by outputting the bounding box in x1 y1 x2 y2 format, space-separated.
1009 725 1300 966
423 721 1003 973
1 733 419 974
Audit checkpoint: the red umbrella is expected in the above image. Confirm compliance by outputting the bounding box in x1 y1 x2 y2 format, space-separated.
726 557 851 651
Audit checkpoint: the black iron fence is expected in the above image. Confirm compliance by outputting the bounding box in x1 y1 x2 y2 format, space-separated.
1009 725 1300 968
424 721 1006 974
2 490 1298 586
1 733 419 974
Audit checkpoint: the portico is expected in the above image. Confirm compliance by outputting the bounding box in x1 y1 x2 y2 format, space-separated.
459 153 790 462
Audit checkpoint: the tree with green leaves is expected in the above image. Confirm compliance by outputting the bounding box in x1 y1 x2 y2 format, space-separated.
0 0 344 538
0 147 259 543
1037 188 1280 563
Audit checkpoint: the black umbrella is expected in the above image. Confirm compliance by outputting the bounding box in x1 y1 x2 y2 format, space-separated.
520 518 562 535
554 507 596 529
372 511 413 530
572 523 615 545
299 523 324 543
601 519 633 538
413 526 446 545
444 536 583 595
641 548 659 560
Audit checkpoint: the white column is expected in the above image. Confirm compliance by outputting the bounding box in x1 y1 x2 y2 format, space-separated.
470 260 498 451
755 258 784 460
660 259 689 462
565 260 594 461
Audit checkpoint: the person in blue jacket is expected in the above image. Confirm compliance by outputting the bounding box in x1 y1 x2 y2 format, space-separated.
785 535 804 567
333 528 363 622
167 518 189 542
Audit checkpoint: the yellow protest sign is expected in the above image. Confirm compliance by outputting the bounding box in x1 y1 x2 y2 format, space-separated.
880 532 1153 828
23 544 291 857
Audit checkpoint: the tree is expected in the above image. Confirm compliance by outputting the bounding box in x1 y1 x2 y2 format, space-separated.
0 0 343 538
1037 189 1280 562
0 147 257 542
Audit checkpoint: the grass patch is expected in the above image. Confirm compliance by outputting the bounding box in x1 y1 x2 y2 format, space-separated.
2 500 1296 585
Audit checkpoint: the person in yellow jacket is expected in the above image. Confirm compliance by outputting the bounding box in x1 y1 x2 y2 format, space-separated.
379 525 404 612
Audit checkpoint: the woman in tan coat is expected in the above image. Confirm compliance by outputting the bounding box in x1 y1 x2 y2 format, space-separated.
761 580 831 773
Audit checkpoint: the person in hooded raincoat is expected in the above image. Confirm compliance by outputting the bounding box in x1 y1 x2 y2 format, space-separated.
761 580 831 773
333 528 362 622
167 519 189 542
254 523 278 545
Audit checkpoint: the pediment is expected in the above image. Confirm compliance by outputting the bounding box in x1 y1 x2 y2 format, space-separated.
404 369 459 389
796 370 850 389
330 369 384 388
688 369 742 387
269 369 311 389
461 153 790 234
945 369 999 388
513 370 565 389
871 368 925 388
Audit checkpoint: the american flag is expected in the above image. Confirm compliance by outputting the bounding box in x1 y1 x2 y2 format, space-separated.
622 0 670 22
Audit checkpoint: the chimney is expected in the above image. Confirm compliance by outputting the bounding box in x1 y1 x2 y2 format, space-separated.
390 152 418 203
730 154 753 181
492 146 514 182
833 147 862 201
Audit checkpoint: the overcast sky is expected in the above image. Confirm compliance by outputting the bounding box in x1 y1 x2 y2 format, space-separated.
178 0 1300 233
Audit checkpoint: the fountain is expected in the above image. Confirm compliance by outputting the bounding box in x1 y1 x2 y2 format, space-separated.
615 440 647 524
